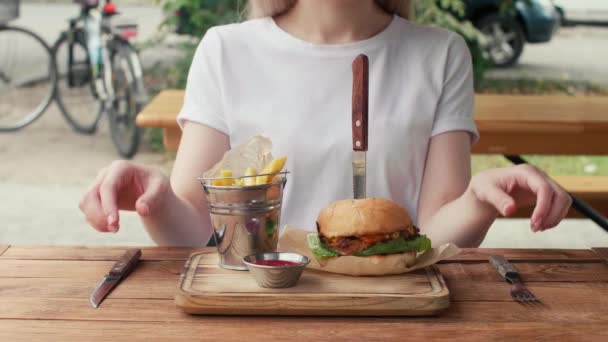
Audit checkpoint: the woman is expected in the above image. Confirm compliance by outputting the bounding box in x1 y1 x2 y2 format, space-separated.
79 0 571 247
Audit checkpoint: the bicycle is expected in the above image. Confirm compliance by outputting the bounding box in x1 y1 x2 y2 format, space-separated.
0 0 147 158
0 0 56 131
53 0 147 158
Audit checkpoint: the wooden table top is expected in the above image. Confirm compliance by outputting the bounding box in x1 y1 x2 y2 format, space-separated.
1 245 607 341
136 90 608 154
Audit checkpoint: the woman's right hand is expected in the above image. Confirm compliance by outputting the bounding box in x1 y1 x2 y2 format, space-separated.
79 161 169 233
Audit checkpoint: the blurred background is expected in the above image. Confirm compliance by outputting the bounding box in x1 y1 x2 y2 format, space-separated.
1 0 607 247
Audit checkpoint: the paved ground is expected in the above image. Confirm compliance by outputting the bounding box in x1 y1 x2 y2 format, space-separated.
1 4 607 248
486 25 608 85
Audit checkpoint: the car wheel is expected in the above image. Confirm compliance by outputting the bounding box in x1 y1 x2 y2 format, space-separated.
476 14 525 68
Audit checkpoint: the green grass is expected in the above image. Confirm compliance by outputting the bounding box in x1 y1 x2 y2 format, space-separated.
142 127 165 152
472 155 608 176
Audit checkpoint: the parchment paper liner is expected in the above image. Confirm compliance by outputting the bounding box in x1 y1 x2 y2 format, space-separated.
278 226 461 276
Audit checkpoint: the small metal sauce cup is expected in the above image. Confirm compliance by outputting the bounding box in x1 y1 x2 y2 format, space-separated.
199 173 288 270
243 252 310 288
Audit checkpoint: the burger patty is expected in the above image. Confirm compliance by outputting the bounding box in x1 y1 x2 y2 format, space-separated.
319 228 419 256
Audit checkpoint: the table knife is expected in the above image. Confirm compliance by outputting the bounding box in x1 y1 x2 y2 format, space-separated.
90 249 141 308
352 54 369 199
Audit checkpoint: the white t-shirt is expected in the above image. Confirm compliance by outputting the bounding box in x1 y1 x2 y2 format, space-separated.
177 15 479 231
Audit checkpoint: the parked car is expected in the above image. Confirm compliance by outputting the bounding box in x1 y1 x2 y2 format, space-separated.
462 0 559 67
553 0 608 26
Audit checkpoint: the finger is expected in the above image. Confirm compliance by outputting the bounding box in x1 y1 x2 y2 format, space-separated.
85 167 109 195
99 167 127 232
560 191 574 225
541 182 572 231
80 192 112 232
516 167 554 230
476 183 516 217
135 176 167 217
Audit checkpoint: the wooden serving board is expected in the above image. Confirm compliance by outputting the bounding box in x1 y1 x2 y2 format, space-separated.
174 251 450 316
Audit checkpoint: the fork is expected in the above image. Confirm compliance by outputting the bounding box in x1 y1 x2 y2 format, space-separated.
489 255 537 302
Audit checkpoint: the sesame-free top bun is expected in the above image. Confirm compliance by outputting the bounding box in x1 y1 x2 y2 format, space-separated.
317 198 414 238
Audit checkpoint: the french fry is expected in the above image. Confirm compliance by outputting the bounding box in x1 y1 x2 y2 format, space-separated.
212 169 234 186
221 170 234 186
244 167 258 186
256 156 287 185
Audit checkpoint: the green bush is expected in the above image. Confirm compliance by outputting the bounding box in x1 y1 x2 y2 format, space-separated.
414 0 491 85
161 0 241 37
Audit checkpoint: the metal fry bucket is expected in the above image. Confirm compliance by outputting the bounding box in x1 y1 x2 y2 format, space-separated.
199 173 288 270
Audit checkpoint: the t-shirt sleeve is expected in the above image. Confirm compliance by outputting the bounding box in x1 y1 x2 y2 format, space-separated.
431 33 479 144
176 28 229 134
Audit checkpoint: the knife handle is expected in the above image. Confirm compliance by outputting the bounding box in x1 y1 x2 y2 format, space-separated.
109 249 142 277
352 54 369 152
489 255 519 282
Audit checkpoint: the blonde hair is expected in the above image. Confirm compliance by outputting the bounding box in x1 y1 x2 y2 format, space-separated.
247 0 414 20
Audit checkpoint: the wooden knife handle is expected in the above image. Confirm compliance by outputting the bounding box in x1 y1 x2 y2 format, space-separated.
489 255 518 280
110 249 142 277
352 54 369 152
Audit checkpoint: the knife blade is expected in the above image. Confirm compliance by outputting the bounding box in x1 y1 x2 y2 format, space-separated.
352 54 369 199
90 249 141 308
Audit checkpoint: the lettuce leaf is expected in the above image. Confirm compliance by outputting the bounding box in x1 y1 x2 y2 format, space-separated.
307 233 432 258
355 235 432 256
306 233 338 258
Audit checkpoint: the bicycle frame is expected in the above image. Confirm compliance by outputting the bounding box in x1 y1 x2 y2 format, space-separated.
66 0 141 105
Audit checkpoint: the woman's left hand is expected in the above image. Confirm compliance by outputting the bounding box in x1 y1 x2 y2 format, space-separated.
468 164 573 232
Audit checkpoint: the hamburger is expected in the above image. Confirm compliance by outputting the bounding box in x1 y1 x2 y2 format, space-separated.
307 198 431 269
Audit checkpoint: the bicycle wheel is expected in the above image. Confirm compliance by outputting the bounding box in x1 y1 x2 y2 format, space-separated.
108 40 143 158
52 30 103 134
0 26 56 132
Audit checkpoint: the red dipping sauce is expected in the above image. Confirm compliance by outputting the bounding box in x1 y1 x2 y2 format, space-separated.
252 260 302 267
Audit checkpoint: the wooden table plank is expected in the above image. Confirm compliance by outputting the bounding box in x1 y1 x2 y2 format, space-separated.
438 261 608 282
446 281 608 302
0 277 176 300
3 258 606 282
471 131 608 155
0 246 194 261
592 247 608 262
0 260 184 279
136 91 608 155
136 92 608 131
2 246 600 262
1 297 607 323
3 277 606 303
448 248 601 262
473 95 608 129
1 320 606 341
0 245 9 256
135 89 184 129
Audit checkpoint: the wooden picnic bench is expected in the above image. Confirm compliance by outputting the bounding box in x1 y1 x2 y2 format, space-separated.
135 91 608 220
1 245 607 341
